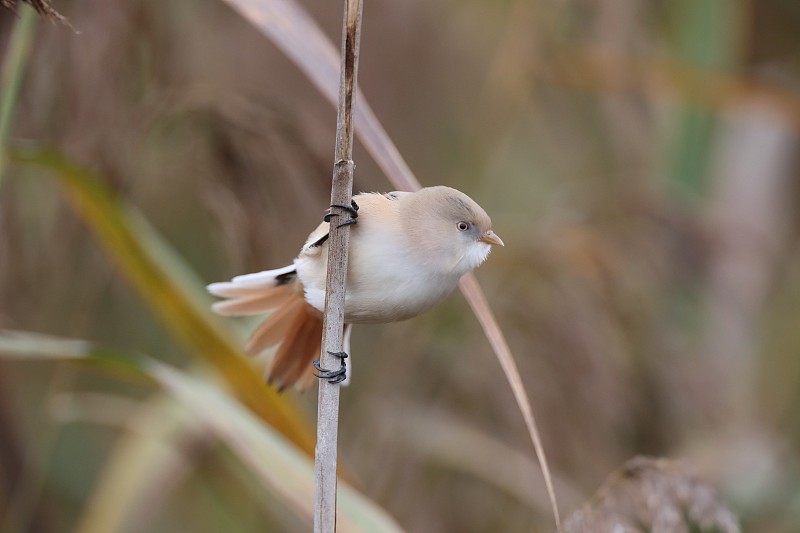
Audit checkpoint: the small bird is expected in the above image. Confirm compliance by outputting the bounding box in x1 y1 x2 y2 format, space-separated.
207 186 503 390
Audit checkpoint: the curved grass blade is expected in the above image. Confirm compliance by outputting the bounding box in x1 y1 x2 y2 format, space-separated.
0 331 403 532
0 4 37 183
75 395 199 533
8 148 315 456
219 0 561 527
459 273 561 527
150 361 403 532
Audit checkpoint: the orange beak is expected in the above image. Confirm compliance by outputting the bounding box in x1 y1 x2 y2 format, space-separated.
480 230 504 247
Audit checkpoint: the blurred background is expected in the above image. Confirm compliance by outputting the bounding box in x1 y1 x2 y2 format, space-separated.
1 0 799 531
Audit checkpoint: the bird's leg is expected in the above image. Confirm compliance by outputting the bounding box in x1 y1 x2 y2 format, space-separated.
323 199 359 228
313 351 348 384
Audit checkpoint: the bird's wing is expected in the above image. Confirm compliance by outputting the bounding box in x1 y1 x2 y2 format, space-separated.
299 192 399 259
382 190 412 201
300 220 331 257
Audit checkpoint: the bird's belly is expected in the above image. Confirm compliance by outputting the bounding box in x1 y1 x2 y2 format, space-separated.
342 275 456 323
295 250 458 324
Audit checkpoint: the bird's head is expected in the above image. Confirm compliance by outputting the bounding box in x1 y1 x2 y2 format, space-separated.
401 186 504 277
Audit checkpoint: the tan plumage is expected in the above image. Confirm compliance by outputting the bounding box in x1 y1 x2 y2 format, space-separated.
207 186 503 390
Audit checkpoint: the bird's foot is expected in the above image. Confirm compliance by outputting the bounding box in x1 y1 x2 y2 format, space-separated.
313 351 349 384
323 199 359 228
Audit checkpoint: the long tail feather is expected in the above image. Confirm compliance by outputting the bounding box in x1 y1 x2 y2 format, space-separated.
288 313 324 391
208 266 327 390
208 281 275 298
245 296 306 354
232 264 297 285
211 287 294 316
270 307 323 391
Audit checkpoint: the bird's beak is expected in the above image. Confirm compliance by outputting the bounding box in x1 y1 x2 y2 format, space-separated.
480 230 504 247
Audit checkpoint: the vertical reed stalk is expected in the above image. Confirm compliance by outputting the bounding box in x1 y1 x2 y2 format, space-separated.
314 0 364 531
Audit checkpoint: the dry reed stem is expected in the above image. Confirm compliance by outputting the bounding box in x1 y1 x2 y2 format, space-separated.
314 0 363 531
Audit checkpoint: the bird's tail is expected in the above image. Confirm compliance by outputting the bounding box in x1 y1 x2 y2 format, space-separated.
207 265 324 391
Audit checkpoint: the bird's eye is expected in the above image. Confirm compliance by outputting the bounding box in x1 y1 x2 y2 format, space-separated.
457 222 470 232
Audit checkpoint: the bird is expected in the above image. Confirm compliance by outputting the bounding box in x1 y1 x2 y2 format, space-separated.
207 185 504 391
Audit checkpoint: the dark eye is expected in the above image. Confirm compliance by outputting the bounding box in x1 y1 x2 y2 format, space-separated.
457 221 470 232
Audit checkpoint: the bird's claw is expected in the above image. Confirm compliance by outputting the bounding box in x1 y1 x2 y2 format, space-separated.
323 199 359 228
313 351 348 384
